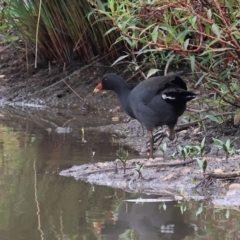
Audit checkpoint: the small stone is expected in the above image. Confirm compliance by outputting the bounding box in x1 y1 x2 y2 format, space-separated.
214 168 223 174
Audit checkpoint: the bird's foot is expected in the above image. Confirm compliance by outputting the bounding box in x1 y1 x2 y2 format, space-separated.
167 128 175 141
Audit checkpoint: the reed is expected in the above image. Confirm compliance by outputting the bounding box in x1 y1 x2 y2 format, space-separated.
5 0 121 64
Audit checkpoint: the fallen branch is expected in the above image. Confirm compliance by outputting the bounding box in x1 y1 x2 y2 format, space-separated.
69 158 195 177
205 170 240 179
195 170 240 189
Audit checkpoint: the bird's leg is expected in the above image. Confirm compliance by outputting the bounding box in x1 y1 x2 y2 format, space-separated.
168 128 175 141
148 130 154 158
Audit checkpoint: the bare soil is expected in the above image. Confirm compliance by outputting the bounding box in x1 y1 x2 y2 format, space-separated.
1 45 240 206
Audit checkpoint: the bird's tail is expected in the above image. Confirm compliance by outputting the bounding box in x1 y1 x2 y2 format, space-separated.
162 91 196 103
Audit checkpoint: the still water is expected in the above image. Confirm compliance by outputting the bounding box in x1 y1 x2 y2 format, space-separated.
0 107 239 240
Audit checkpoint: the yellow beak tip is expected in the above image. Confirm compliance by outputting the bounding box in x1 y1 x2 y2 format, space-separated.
93 88 100 93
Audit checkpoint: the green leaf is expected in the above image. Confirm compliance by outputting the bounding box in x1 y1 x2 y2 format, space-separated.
147 68 160 78
211 23 221 37
152 26 159 43
207 9 212 20
212 138 224 148
160 143 167 152
163 203 167 210
189 55 195 73
206 115 220 123
202 159 207 173
192 16 197 26
196 206 203 216
111 55 129 66
201 137 206 148
104 27 117 36
195 73 207 87
223 144 228 153
195 158 203 169
230 20 240 30
184 38 189 50
225 139 231 149
139 23 156 37
225 209 230 219
233 31 240 39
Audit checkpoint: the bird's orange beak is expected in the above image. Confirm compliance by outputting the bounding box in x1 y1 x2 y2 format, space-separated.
93 83 103 93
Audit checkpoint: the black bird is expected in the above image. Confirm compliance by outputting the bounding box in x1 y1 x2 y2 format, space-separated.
94 72 196 158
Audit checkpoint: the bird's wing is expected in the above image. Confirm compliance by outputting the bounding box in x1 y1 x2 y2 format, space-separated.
134 72 185 105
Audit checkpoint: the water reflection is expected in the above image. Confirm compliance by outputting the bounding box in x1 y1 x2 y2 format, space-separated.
0 107 239 240
101 198 195 240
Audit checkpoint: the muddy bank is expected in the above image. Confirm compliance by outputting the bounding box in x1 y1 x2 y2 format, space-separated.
60 154 240 206
60 118 240 207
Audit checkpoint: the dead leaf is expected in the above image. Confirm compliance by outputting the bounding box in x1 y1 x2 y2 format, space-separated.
182 167 191 174
164 174 175 181
112 116 120 122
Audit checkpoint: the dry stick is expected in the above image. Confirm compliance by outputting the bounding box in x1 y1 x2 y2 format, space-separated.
0 42 13 53
77 159 195 176
62 80 84 101
195 170 240 189
186 108 213 113
195 175 211 188
25 41 29 74
62 117 76 127
35 0 42 68
205 171 240 179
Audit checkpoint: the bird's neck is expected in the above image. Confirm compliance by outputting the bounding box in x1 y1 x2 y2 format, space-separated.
114 83 131 99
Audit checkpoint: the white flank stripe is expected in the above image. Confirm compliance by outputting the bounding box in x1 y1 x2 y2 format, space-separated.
162 94 175 100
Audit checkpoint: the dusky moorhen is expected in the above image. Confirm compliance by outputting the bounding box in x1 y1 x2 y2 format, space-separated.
94 72 196 158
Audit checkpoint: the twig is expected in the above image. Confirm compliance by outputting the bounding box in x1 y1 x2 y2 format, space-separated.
77 159 195 176
186 108 212 113
35 0 42 68
62 117 76 127
62 80 84 101
205 170 240 179
194 175 211 188
25 41 29 74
